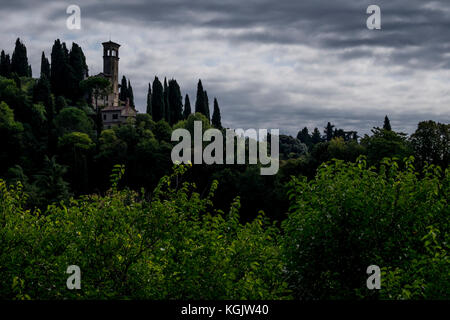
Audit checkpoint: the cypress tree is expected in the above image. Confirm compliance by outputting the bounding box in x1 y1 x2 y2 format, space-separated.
0 51 11 78
203 90 210 121
120 76 128 102
33 75 52 107
69 43 88 101
163 78 170 123
195 79 206 115
50 39 63 95
128 80 135 108
11 38 30 77
61 42 73 97
146 83 152 116
0 51 7 77
383 115 392 131
211 98 222 129
40 52 51 79
5 54 11 77
168 79 183 125
183 94 191 119
33 76 56 153
51 39 71 97
62 43 70 61
151 76 165 122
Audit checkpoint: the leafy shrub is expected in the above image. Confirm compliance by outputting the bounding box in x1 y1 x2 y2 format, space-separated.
0 165 289 300
381 225 449 299
2 156 447 300
282 156 449 299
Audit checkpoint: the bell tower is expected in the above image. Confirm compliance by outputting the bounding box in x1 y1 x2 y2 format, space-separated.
102 41 120 107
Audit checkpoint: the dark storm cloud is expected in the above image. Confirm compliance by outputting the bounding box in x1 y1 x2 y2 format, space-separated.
63 0 450 69
0 0 448 135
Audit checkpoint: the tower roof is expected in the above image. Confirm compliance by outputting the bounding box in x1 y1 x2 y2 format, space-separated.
102 41 120 48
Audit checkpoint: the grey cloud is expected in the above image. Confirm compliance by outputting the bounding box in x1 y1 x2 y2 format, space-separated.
0 0 448 136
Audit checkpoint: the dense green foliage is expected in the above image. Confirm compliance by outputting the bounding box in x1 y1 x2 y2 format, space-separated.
282 157 449 300
1 159 448 300
410 120 449 169
0 165 288 300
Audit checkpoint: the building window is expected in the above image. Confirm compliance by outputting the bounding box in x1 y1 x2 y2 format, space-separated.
113 114 119 120
103 114 106 120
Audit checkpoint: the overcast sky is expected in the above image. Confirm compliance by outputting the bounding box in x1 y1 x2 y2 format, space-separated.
0 0 449 135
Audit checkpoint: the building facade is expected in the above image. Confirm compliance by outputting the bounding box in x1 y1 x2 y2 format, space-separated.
94 41 136 129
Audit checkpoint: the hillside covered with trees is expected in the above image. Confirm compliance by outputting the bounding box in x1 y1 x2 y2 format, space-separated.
0 38 449 300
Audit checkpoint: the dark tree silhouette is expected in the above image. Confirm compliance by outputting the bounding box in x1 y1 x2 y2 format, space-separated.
168 79 183 125
11 38 30 77
0 50 11 78
146 83 152 116
183 94 191 119
383 115 392 131
50 39 72 98
195 79 208 118
324 122 335 141
40 52 50 79
311 128 322 145
211 98 222 129
151 76 165 122
297 127 312 149
120 76 128 102
128 80 135 108
203 90 210 121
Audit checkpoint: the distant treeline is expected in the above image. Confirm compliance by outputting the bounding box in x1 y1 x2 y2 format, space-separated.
0 38 448 221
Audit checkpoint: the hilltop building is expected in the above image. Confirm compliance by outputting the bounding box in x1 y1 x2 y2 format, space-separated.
93 41 137 128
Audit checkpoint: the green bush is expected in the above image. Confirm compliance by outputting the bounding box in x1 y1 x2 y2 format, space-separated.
381 225 449 299
282 156 449 299
2 157 448 300
0 165 289 300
